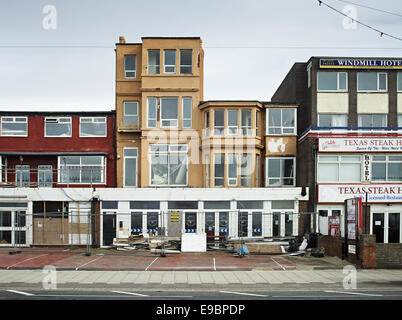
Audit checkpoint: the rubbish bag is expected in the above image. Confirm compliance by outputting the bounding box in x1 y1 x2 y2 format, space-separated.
237 245 250 256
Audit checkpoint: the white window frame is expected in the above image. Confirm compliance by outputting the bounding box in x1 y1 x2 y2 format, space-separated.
372 155 402 182
317 72 348 92
214 153 225 187
58 156 106 184
38 165 53 187
266 108 297 135
1 117 28 137
213 110 225 136
15 165 30 187
241 153 252 187
164 50 176 74
147 97 158 128
182 97 192 128
147 50 160 74
180 49 192 74
227 110 239 136
79 117 107 137
357 72 388 92
265 157 296 187
317 155 362 183
44 117 72 138
123 101 139 128
160 97 179 128
123 147 138 187
317 113 348 127
149 144 188 187
241 109 252 136
124 55 136 79
357 114 388 128
227 153 238 186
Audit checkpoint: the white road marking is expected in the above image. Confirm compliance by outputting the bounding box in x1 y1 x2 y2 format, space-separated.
112 290 149 297
6 289 34 296
75 256 103 270
270 257 286 270
220 290 268 297
213 258 216 271
325 290 383 297
145 257 159 271
6 254 49 269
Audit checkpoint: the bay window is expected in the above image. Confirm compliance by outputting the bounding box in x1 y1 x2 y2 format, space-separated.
227 154 238 186
228 110 238 135
241 153 252 187
214 153 224 186
317 155 361 182
266 158 295 186
214 110 224 135
241 110 252 136
150 144 187 186
59 156 105 184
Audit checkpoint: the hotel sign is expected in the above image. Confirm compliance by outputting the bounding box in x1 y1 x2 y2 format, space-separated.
318 184 402 203
320 58 402 69
319 137 402 152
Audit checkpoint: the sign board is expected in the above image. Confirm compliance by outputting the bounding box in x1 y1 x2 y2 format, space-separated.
320 58 402 69
348 244 356 254
328 216 340 237
318 184 402 203
319 137 402 153
345 198 362 241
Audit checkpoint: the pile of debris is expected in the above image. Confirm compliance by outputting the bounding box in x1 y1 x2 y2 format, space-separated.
112 234 180 253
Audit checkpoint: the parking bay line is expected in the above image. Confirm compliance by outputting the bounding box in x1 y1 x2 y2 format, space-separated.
145 257 159 271
220 290 268 298
6 254 49 270
6 290 34 296
324 290 383 297
75 256 103 270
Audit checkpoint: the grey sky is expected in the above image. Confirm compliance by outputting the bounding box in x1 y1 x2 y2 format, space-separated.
0 0 402 111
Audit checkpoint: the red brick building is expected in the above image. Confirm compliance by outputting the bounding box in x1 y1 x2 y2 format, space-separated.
0 111 116 188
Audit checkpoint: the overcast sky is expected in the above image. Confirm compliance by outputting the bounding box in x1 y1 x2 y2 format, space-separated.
0 0 402 111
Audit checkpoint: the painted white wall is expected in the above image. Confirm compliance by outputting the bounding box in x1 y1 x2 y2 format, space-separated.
317 92 349 113
357 93 389 113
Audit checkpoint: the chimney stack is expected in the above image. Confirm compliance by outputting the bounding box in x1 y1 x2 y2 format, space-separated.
119 36 126 44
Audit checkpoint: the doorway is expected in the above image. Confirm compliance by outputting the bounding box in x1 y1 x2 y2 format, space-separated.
102 212 116 246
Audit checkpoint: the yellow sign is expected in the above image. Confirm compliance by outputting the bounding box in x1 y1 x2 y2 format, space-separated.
170 210 180 222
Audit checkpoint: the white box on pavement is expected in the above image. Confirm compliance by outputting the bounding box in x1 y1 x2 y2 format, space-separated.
181 233 207 252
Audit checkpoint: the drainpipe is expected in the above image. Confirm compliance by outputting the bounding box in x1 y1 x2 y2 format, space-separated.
312 144 318 234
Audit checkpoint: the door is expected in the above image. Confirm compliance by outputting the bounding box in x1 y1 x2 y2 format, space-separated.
131 212 142 235
239 212 248 238
372 213 384 243
205 212 215 238
389 213 400 243
285 213 293 236
185 212 197 233
219 212 229 241
103 213 116 246
273 212 281 237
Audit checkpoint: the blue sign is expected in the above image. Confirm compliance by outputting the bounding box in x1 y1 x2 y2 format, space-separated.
320 58 402 69
219 228 228 233
131 228 142 233
147 228 157 233
185 229 196 233
252 228 262 233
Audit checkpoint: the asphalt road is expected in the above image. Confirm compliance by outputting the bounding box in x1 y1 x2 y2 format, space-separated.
1 288 402 300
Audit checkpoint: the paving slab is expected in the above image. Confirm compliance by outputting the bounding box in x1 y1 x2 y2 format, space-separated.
232 271 255 284
161 272 175 285
199 272 214 284
255 271 283 284
187 272 202 284
120 271 141 284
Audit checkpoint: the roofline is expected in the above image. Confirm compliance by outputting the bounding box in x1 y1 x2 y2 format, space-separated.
141 37 201 40
0 110 115 116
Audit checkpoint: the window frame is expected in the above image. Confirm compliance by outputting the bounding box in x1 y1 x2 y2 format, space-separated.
147 97 158 128
241 109 252 136
266 157 296 187
227 110 239 136
180 49 192 74
160 97 179 128
266 108 297 135
149 144 188 187
182 97 192 128
317 71 348 92
123 147 138 187
357 114 388 128
317 155 362 183
214 153 225 187
227 153 238 186
79 117 107 137
147 50 160 74
44 117 72 138
38 165 53 188
15 165 30 187
357 72 388 92
317 113 348 127
124 55 136 79
58 155 106 184
1 116 28 137
164 49 176 74
213 109 225 136
372 155 402 182
123 101 139 128
398 72 402 92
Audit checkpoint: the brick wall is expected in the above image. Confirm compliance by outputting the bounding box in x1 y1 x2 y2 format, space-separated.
376 244 402 269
